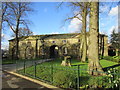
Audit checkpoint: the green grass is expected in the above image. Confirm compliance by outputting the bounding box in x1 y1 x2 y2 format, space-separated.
17 58 120 88
36 58 118 69
100 59 118 68
18 58 119 77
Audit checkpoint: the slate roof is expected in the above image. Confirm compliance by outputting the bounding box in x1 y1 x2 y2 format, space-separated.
9 33 80 41
9 33 107 41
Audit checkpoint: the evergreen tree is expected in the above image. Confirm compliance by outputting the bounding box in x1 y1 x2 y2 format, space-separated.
110 29 120 56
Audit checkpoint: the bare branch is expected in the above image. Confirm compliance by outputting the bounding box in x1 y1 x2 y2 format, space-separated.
6 20 15 33
71 2 83 7
65 13 83 22
56 2 64 9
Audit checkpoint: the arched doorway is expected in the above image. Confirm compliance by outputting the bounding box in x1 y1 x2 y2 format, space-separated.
108 46 116 56
50 45 59 58
25 46 34 59
62 46 68 55
12 46 16 59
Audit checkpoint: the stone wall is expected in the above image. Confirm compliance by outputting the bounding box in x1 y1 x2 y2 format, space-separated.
9 34 108 59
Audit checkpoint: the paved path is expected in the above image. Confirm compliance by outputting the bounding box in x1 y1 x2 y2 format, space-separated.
2 59 54 89
2 59 53 71
2 71 51 89
2 64 16 71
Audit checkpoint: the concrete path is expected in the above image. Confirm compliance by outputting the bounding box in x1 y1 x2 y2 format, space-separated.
2 59 61 90
2 64 16 71
2 59 53 72
2 71 51 89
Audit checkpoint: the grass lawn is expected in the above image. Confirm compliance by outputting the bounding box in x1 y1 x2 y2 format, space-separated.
100 59 118 68
18 58 119 78
35 58 118 69
17 58 120 88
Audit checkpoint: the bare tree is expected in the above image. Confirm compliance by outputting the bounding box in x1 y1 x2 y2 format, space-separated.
58 2 90 66
1 3 8 39
73 2 89 62
0 3 9 62
0 3 2 62
65 2 90 62
11 28 33 38
5 2 33 59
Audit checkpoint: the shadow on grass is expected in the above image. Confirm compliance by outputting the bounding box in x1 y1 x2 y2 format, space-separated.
79 76 90 85
103 64 120 71
71 64 86 66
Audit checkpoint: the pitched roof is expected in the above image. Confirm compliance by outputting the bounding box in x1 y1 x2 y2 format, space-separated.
9 32 107 41
9 33 80 41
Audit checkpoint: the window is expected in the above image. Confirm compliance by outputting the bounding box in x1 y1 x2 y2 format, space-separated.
65 47 67 54
63 47 67 55
27 42 31 46
78 39 80 42
52 41 55 43
27 42 31 44
62 40 67 43
22 43 26 46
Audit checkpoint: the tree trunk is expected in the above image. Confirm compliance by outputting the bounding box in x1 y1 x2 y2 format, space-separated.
0 3 2 65
36 39 38 58
88 1 104 75
15 3 21 60
15 29 19 60
79 37 83 60
15 17 20 60
116 48 119 56
101 36 104 58
81 4 87 62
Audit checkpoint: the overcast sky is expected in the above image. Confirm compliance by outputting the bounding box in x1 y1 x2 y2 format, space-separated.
1 2 119 50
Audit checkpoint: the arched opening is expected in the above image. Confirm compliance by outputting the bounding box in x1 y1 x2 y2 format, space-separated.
25 46 34 59
12 46 16 59
50 45 59 58
108 46 116 56
39 46 45 58
62 46 68 56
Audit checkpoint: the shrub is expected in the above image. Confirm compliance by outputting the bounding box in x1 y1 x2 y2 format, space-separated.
113 56 120 63
87 70 120 89
103 68 120 88
53 71 77 88
83 68 120 89
79 76 90 89
88 76 104 88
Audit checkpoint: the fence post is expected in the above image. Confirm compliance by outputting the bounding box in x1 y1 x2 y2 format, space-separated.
24 61 26 74
77 65 80 89
34 62 37 78
16 60 17 72
51 65 53 83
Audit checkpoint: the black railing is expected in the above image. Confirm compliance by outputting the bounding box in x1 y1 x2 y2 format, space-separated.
16 59 120 89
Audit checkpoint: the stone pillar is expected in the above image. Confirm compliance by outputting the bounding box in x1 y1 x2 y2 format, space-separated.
65 47 67 54
35 39 39 58
59 46 63 59
9 42 12 59
9 41 15 59
104 36 108 56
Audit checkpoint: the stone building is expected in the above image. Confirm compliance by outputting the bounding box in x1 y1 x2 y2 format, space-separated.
9 33 108 59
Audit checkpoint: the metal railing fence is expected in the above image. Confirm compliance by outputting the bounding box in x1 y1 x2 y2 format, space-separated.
15 60 120 89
